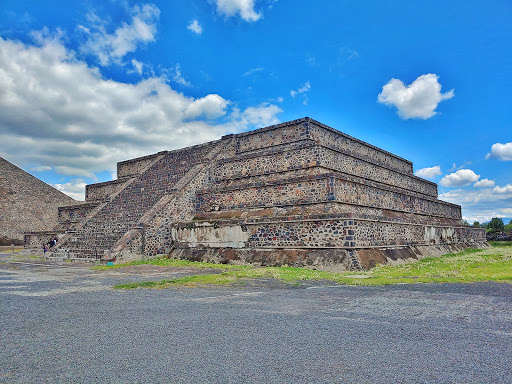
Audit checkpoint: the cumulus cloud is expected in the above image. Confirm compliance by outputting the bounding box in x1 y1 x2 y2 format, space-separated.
214 0 262 22
0 35 281 179
414 165 441 179
486 142 512 161
494 184 512 194
79 3 160 65
53 179 87 200
378 73 454 119
439 169 480 187
229 103 282 128
473 178 495 188
439 187 512 223
187 19 202 35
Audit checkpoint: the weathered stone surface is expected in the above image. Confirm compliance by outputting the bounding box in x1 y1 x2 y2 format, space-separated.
26 117 486 268
0 157 76 244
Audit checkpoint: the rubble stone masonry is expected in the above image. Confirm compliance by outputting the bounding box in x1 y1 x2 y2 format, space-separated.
26 118 486 269
0 157 76 244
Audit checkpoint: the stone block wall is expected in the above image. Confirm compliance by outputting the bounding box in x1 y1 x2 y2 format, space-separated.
116 152 163 178
24 231 60 248
85 179 130 201
319 146 438 197
58 202 100 225
197 173 458 220
309 121 414 174
172 217 485 250
213 143 438 198
233 119 308 154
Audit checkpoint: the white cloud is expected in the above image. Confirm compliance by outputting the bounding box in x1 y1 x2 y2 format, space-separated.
243 67 263 76
187 19 203 35
129 58 144 75
378 73 454 119
214 0 262 22
229 103 282 128
494 184 512 194
53 179 87 200
79 3 160 65
463 212 507 224
486 142 512 161
290 81 310 105
172 63 192 87
439 169 480 187
502 208 512 215
290 81 310 96
0 35 281 179
414 165 441 179
30 165 53 172
31 27 65 45
184 94 229 120
474 178 495 188
439 187 512 223
449 161 472 172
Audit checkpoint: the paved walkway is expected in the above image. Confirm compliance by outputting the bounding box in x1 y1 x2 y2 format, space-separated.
1 254 511 383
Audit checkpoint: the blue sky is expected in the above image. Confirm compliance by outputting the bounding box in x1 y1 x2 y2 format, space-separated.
0 0 511 223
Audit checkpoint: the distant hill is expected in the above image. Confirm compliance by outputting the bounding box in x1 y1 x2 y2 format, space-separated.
0 157 76 244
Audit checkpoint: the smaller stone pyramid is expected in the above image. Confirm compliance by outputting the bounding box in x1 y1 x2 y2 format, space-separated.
0 157 76 245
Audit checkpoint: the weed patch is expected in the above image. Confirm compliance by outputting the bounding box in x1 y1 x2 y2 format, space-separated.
109 245 512 289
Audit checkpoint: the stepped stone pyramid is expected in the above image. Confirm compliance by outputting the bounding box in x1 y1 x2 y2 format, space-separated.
0 157 76 245
25 118 486 269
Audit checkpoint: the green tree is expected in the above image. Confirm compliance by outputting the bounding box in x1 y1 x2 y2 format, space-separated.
473 221 480 227
487 217 504 232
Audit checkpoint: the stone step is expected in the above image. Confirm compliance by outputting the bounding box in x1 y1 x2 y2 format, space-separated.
46 248 100 262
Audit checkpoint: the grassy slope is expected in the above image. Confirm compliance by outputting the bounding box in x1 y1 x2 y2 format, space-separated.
100 243 512 289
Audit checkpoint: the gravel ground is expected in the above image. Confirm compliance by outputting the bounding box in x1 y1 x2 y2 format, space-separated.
1 253 511 383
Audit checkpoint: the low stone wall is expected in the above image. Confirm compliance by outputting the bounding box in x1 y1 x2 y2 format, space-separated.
85 179 130 201
309 121 414 174
117 153 163 178
234 119 307 155
171 217 484 251
170 246 354 271
214 144 438 198
231 118 414 175
58 202 100 224
23 231 63 251
168 242 486 271
319 146 438 197
197 175 460 220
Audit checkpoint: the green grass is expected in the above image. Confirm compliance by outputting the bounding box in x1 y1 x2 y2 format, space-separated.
108 245 512 289
489 241 512 247
113 265 341 289
93 258 253 270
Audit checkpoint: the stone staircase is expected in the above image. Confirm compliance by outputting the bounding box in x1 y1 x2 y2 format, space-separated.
104 136 234 262
46 154 166 261
46 137 231 263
